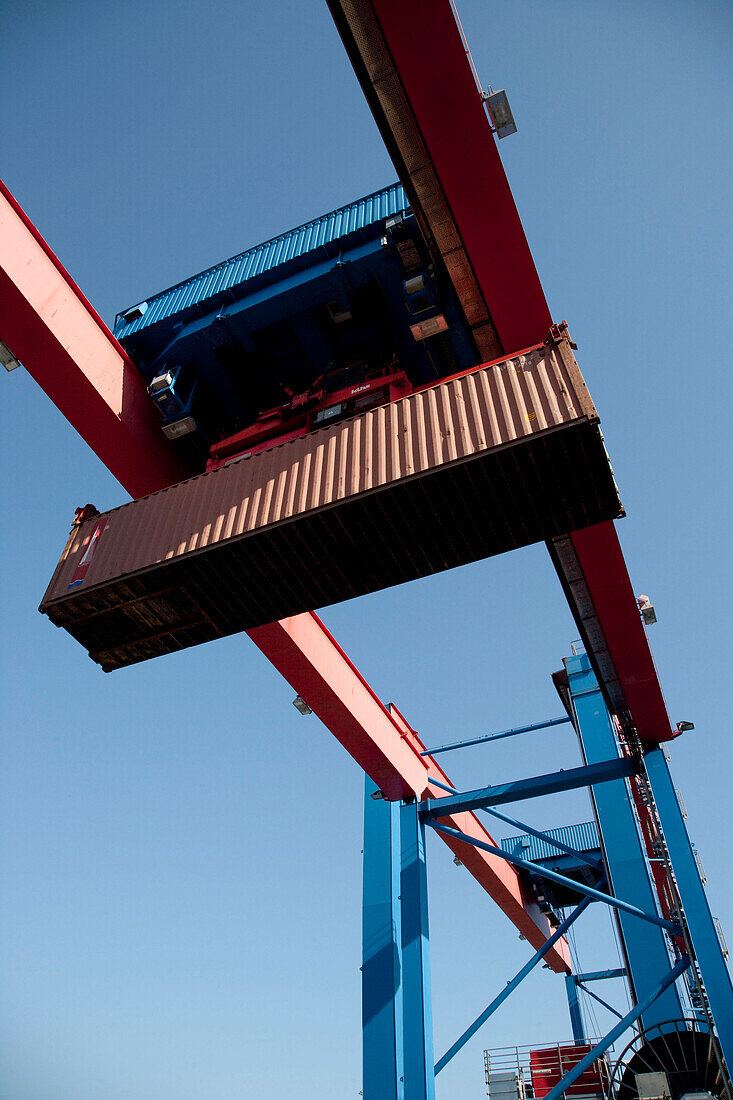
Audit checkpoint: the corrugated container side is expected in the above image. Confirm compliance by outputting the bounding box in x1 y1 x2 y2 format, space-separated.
40 337 621 671
43 342 592 593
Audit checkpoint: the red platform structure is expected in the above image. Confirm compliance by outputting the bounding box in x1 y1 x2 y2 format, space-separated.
529 1044 610 1100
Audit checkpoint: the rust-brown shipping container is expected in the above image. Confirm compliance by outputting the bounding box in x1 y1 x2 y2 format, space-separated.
40 331 622 671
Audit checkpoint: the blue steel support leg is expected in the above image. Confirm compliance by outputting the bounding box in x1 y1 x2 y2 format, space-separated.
643 746 733 1067
363 776 404 1100
565 654 684 1028
565 975 586 1043
400 799 435 1100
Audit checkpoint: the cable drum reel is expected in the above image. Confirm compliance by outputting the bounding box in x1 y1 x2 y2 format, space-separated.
609 1019 729 1100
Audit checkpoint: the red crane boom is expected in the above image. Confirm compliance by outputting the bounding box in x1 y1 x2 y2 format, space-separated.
0 176 569 971
327 0 676 744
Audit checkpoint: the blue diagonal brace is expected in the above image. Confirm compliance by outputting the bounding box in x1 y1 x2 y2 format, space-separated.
420 758 638 818
420 716 572 756
576 981 625 1020
540 956 691 1100
434 895 592 1075
575 968 626 982
478 805 604 871
427 777 603 870
425 820 681 934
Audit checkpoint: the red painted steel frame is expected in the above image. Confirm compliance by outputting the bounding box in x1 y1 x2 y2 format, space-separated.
0 181 190 499
367 0 552 353
249 616 571 968
332 0 675 742
570 524 674 743
1 180 569 972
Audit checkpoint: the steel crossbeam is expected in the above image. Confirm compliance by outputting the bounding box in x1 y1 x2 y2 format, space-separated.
419 716 572 757
421 758 638 818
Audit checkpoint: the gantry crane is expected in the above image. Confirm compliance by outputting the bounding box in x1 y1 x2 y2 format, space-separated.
1 2 730 1098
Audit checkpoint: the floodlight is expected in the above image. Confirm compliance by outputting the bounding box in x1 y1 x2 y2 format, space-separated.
0 339 20 372
482 88 518 139
637 594 657 625
292 695 313 716
162 416 197 440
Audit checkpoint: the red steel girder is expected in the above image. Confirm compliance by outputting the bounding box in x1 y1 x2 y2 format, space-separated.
568 523 675 742
326 0 552 359
249 615 570 969
330 0 676 742
248 614 430 803
0 181 191 499
2 179 569 972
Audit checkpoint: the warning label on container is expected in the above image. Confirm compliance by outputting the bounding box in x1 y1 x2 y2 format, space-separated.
68 518 108 588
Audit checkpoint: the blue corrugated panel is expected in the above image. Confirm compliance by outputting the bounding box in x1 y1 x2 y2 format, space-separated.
500 821 600 864
114 183 409 340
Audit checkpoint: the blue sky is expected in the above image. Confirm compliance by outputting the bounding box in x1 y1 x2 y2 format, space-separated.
1 2 731 1097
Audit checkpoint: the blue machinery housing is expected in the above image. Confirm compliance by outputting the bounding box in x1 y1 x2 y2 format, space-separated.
114 184 477 450
362 653 733 1099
